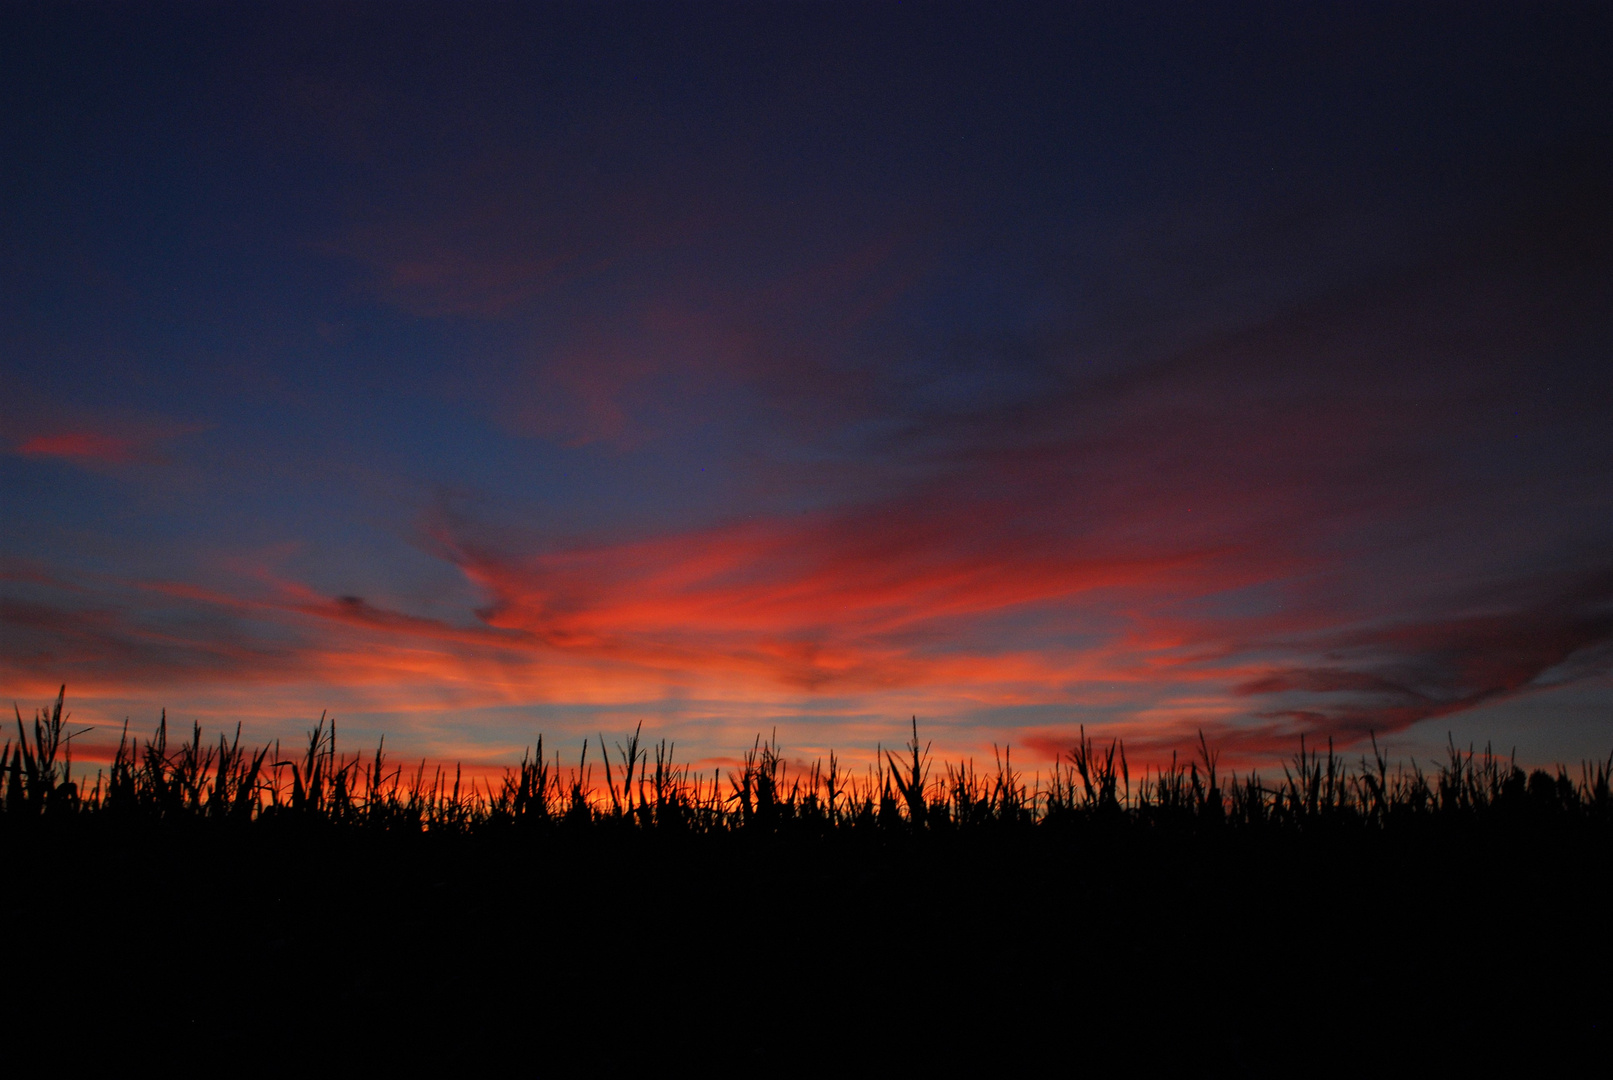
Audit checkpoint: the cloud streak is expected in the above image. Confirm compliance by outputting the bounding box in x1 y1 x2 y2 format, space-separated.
15 433 140 464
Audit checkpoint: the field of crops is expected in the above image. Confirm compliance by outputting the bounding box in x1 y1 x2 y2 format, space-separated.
5 688 1609 1068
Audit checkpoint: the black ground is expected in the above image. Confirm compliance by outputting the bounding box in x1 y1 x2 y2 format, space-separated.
7 819 1608 1072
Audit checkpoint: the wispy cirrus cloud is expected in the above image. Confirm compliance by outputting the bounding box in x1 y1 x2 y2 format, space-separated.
8 412 209 469
15 432 142 465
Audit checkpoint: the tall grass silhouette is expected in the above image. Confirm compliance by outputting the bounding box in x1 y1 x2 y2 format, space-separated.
8 688 1611 833
5 686 1610 1068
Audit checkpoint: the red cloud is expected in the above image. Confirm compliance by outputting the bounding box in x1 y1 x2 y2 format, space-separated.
428 486 1256 699
15 433 139 464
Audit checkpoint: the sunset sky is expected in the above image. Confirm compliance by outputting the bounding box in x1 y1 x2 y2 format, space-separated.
4 2 1610 773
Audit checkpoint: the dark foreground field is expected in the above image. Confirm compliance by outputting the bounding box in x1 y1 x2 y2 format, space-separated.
5 692 1610 1070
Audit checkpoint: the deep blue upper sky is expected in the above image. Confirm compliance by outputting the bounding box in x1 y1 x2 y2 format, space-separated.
3 2 1610 768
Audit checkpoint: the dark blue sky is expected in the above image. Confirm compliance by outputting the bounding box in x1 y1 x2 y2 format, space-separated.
4 2 1610 769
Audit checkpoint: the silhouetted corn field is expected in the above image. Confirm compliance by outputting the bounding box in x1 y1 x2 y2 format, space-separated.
7 686 1611 833
5 686 1610 1068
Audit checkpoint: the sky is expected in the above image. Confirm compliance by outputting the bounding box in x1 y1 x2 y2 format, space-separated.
3 1 1611 774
